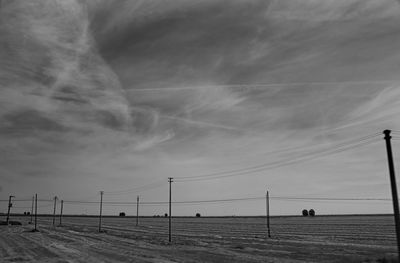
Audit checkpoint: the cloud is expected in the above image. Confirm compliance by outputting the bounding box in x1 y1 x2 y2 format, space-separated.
1 0 399 216
0 0 175 180
0 0 132 133
336 86 400 131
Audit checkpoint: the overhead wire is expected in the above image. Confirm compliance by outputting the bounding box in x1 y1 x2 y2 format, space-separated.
125 80 396 92
59 196 391 206
1 132 393 210
175 133 381 182
103 180 167 196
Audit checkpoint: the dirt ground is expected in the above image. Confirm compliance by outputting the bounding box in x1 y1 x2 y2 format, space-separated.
0 215 397 262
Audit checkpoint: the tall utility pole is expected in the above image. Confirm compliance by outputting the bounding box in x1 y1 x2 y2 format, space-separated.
59 200 64 226
136 196 139 226
34 194 38 231
99 191 104 232
383 129 400 257
6 195 15 225
168 177 173 243
52 196 58 226
30 195 34 224
266 190 271 238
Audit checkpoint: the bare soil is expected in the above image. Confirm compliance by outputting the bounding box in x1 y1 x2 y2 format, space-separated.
0 215 397 262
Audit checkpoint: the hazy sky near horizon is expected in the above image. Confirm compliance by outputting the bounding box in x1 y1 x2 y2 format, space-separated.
1 0 400 216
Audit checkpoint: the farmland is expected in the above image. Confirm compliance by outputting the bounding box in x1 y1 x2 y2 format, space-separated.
0 215 397 262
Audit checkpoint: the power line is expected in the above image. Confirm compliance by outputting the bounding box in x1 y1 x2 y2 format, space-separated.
0 199 53 202
59 196 391 206
125 80 396 92
271 197 391 201
175 133 380 182
103 181 167 196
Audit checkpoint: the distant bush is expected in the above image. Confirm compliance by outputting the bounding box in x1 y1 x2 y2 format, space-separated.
302 209 308 216
309 209 315 216
196 213 201 217
119 212 126 217
164 213 168 217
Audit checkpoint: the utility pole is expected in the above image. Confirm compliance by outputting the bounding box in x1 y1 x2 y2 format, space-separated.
383 129 400 257
30 195 34 224
266 190 271 238
59 200 63 226
168 177 173 243
99 191 104 232
6 195 15 225
136 195 139 226
52 196 58 226
34 194 38 231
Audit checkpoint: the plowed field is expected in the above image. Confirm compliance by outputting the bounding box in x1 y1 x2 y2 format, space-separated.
0 215 397 262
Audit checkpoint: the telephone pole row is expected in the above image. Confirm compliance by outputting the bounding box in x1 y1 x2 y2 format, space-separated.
266 190 271 238
6 195 15 225
136 195 139 226
30 195 34 224
99 191 104 232
168 177 173 243
34 194 38 232
59 200 64 226
383 130 400 259
52 196 58 226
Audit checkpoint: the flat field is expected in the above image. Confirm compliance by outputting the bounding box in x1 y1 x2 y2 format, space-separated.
0 215 397 262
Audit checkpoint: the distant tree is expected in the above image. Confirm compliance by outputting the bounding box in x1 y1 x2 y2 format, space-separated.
23 212 26 215
302 209 309 216
309 209 315 216
27 212 30 215
196 213 201 217
164 213 168 217
119 212 126 217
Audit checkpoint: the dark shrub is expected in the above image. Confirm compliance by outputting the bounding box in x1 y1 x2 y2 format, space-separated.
119 212 126 217
302 209 309 216
309 209 315 216
196 213 201 217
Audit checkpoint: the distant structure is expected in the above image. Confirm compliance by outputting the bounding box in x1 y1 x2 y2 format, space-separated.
196 213 201 217
119 212 126 217
302 209 309 216
309 209 315 216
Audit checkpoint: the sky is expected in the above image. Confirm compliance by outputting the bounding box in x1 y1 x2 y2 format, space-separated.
1 0 400 216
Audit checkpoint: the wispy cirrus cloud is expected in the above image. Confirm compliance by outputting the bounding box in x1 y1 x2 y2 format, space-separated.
1 0 400 215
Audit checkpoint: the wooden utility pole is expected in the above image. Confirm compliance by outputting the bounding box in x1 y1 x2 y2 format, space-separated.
99 191 104 232
136 196 139 226
59 200 64 226
52 196 58 226
266 190 271 238
168 177 173 243
383 129 400 257
6 195 14 225
34 194 38 231
30 195 34 224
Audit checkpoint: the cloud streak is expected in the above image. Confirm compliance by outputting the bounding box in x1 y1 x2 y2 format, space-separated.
1 0 400 215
